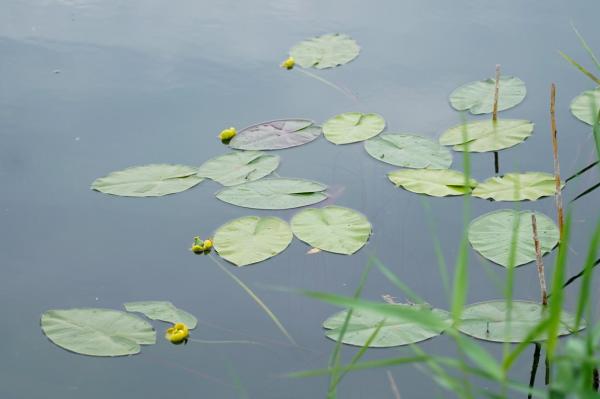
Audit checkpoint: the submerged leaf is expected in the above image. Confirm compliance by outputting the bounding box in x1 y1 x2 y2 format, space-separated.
291 206 372 255
468 210 560 268
364 134 452 169
570 88 600 125
91 164 203 197
216 178 327 209
124 301 198 329
459 301 583 343
449 75 526 114
289 33 360 69
41 308 156 356
323 306 452 347
229 119 321 150
323 112 385 145
197 151 279 186
388 169 477 197
439 120 534 152
213 216 293 266
472 172 557 201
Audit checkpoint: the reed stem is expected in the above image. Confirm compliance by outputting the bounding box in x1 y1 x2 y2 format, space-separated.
531 214 548 306
550 84 564 239
493 65 501 174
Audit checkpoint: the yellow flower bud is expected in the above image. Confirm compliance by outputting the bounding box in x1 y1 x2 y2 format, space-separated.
191 244 205 254
202 239 213 250
219 127 237 141
281 56 295 70
165 322 189 344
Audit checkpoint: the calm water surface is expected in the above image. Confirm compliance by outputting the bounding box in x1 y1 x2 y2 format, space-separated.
1 1 599 398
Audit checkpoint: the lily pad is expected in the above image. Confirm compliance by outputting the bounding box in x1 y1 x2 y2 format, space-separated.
439 120 534 152
216 178 327 210
323 112 385 145
41 308 156 357
91 164 203 197
459 300 583 343
291 205 371 255
449 75 526 114
364 134 452 169
289 33 360 69
388 169 477 197
472 172 557 201
229 119 321 150
468 210 560 268
213 216 293 267
570 88 600 125
197 151 279 186
323 306 452 347
124 301 197 329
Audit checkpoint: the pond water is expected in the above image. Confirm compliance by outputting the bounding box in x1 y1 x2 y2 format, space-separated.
1 1 599 398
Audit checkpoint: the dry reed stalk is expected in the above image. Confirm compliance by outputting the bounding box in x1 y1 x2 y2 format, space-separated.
550 84 565 239
531 214 548 306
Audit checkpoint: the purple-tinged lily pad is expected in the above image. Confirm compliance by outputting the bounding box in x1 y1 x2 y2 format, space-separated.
229 119 322 150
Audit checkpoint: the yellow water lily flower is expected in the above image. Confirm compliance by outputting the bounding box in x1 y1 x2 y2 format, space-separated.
281 56 295 70
191 236 205 254
219 127 237 142
202 239 213 250
165 322 189 344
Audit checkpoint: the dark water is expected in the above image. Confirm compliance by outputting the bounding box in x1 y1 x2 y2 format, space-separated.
1 1 599 398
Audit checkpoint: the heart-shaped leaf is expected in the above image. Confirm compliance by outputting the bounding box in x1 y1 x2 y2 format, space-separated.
213 216 293 266
365 134 452 169
439 120 534 152
472 172 558 201
124 301 197 329
570 87 600 125
450 75 526 114
388 169 477 197
197 151 279 186
229 119 321 150
289 33 360 69
323 112 385 145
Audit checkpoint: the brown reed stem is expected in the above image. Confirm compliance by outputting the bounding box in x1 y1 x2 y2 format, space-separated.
531 214 548 306
550 84 564 239
493 65 501 174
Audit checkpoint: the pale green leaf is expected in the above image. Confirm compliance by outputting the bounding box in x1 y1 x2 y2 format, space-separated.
124 301 197 329
449 75 526 114
216 178 327 209
229 119 321 150
91 164 203 197
364 134 452 169
472 172 557 201
570 87 600 125
388 169 477 197
468 210 560 268
323 112 385 145
439 120 534 153
213 216 293 266
289 33 360 69
41 308 156 357
197 151 279 186
291 206 372 255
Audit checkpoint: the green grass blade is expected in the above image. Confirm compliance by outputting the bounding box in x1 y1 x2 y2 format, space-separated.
559 51 600 86
565 161 599 183
288 356 430 378
503 318 552 371
574 218 600 330
372 258 424 303
570 181 600 203
421 199 451 297
572 24 600 72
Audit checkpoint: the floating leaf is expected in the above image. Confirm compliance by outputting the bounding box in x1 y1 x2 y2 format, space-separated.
291 205 371 255
459 300 583 343
449 75 526 114
468 210 560 268
439 120 534 152
216 178 327 209
570 88 600 125
41 308 156 356
91 164 203 197
229 119 321 150
323 112 385 145
289 33 360 69
197 151 279 186
364 134 452 169
472 172 557 201
388 169 477 197
124 301 198 329
323 306 452 347
213 216 293 266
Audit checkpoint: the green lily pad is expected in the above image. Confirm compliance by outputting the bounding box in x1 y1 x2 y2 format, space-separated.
291 206 372 255
124 301 197 329
214 216 293 266
41 308 156 357
91 164 203 197
323 306 452 347
323 112 385 145
229 119 322 150
570 88 600 125
388 169 477 197
197 151 279 186
468 210 560 268
439 120 534 152
472 172 557 201
216 178 327 209
459 300 583 343
449 75 526 114
364 134 452 169
289 33 360 69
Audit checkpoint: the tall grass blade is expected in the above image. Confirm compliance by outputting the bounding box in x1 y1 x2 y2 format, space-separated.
559 51 600 86
574 218 600 330
570 181 600 203
571 24 600 72
565 161 599 183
